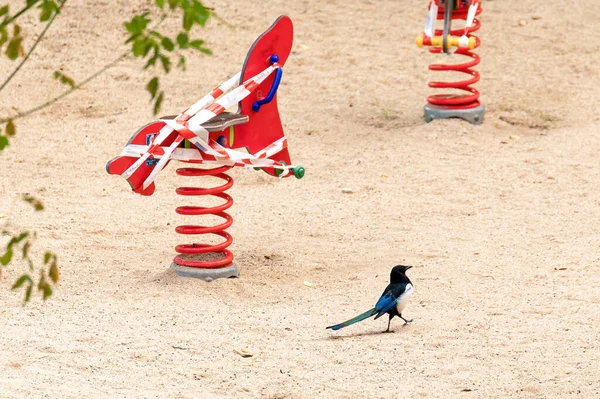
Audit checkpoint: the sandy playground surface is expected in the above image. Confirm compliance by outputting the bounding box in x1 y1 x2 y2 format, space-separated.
1 0 600 397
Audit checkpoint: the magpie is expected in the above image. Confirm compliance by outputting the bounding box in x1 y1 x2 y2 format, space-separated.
326 265 414 333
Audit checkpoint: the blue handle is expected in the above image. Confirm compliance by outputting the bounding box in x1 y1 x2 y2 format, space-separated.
252 55 283 113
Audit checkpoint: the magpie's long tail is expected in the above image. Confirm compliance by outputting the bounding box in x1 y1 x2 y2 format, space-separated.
326 308 378 331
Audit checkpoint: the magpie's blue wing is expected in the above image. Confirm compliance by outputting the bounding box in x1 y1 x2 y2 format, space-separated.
373 283 408 319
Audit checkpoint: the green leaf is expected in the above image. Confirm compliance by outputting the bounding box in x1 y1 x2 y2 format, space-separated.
22 194 44 211
6 119 15 136
183 11 194 31
132 38 147 57
13 24 21 37
159 55 171 73
123 22 135 35
37 268 54 299
144 55 158 69
22 240 31 258
124 13 150 36
37 270 46 290
188 39 204 49
0 232 28 265
0 136 8 151
38 0 60 21
42 283 52 300
176 32 188 48
39 0 58 22
148 30 163 40
13 232 30 243
25 284 33 302
12 275 31 289
0 5 9 18
197 47 212 56
177 55 186 71
153 91 164 115
53 71 76 89
1 231 31 264
6 37 23 60
155 0 165 9
0 245 13 266
144 39 157 57
0 27 8 47
49 261 59 283
168 0 179 9
44 251 52 264
146 77 159 99
161 37 174 51
40 6 51 21
192 1 210 27
189 40 212 55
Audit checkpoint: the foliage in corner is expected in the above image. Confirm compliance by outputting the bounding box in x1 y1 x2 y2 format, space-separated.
0 0 64 303
0 0 65 148
124 0 213 115
1 232 59 302
0 196 59 303
0 1 62 59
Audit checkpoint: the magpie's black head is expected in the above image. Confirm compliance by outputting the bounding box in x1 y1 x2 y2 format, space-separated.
390 265 412 283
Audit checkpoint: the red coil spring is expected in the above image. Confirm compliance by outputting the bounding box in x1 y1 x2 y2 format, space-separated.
428 4 482 109
173 164 234 269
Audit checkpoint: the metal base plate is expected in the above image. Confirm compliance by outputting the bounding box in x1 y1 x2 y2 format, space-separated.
171 263 239 282
424 104 485 125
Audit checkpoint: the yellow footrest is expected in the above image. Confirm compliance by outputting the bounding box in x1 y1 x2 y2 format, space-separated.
416 35 476 50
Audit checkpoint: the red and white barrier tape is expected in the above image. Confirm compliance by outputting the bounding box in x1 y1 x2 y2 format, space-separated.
121 64 294 188
120 137 291 171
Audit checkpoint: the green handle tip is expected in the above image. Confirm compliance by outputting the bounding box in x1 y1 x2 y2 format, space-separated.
293 166 305 179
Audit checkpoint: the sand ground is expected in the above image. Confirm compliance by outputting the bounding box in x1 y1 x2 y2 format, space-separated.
1 0 599 398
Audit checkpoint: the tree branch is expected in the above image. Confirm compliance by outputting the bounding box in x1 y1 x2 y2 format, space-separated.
0 0 41 30
0 13 169 125
0 0 67 94
0 50 129 124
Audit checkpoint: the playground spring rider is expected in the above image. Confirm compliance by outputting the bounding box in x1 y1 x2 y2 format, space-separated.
416 0 484 124
106 16 304 281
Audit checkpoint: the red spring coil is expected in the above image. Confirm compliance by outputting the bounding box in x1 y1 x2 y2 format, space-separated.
428 4 482 109
173 164 234 269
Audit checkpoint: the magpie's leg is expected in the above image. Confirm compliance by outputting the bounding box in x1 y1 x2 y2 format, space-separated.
400 314 413 325
385 315 393 333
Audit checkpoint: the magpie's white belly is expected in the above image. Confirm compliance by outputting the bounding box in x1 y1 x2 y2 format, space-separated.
396 283 414 314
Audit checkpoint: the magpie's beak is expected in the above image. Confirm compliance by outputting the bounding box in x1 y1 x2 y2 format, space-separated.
405 266 413 270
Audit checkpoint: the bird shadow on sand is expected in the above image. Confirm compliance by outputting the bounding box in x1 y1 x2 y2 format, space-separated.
323 325 412 340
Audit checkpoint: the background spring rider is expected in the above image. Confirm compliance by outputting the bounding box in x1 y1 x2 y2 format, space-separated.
106 16 304 281
416 0 484 124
